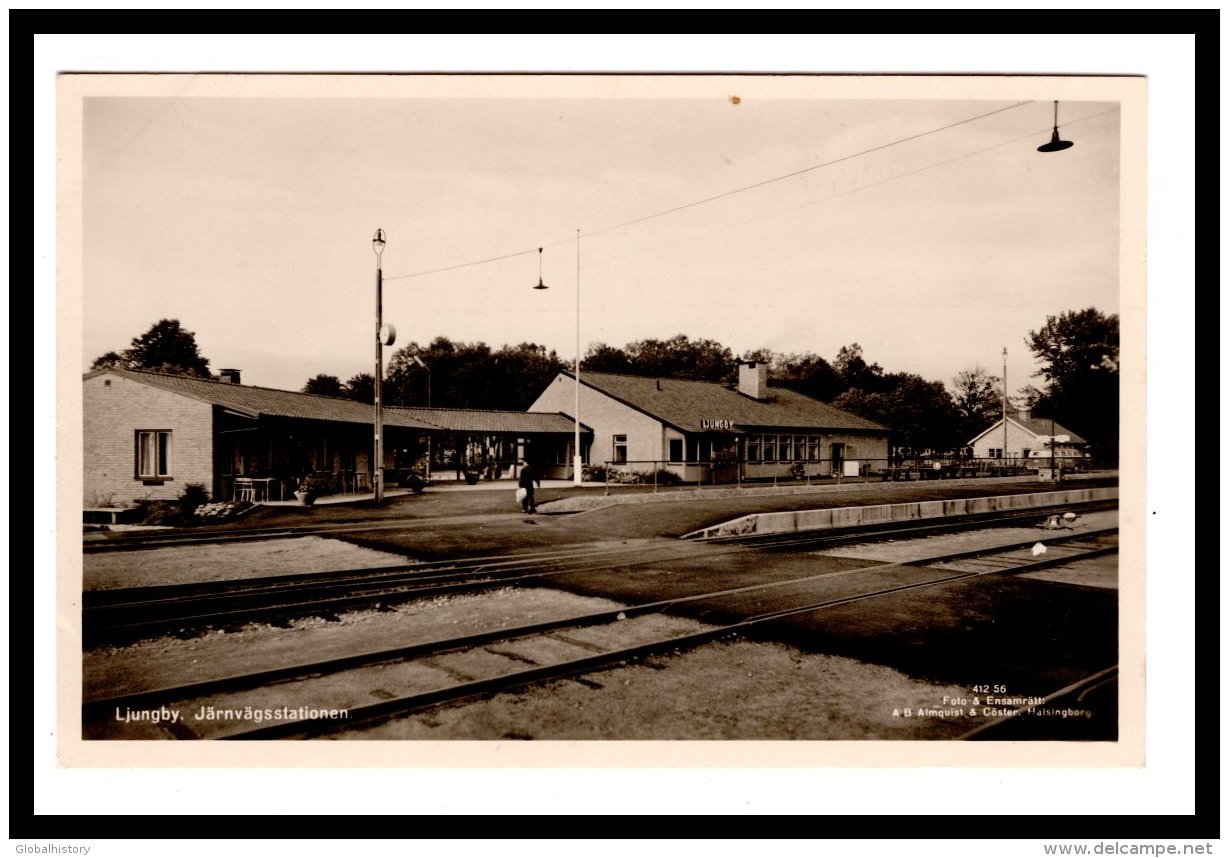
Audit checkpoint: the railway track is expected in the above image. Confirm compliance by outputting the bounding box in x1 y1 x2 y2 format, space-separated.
83 540 714 644
83 506 1115 644
84 527 1118 739
81 514 519 553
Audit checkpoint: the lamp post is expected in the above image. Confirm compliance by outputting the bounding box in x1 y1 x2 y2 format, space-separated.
533 234 584 486
373 228 386 503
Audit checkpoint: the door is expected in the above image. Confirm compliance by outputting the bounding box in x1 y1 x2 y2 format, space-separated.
831 442 845 476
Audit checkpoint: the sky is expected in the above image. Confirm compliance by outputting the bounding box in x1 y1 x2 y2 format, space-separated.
77 79 1122 394
37 34 1195 825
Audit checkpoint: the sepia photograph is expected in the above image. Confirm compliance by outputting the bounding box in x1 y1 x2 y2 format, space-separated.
56 70 1146 762
27 27 1208 837
42 40 1192 829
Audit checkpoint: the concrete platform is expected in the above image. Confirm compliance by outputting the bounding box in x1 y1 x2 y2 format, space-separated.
681 486 1119 539
257 478 593 507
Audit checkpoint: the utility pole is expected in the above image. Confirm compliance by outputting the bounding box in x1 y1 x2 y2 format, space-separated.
1002 347 1008 472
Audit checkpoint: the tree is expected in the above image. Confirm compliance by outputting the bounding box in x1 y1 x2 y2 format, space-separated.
1025 308 1120 465
384 344 433 407
344 373 375 405
487 342 567 410
834 372 961 455
93 319 212 377
766 351 844 403
833 343 886 394
581 343 633 375
302 374 344 397
621 334 734 382
950 366 1003 443
90 351 125 370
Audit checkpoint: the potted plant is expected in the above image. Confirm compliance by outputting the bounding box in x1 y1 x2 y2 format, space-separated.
402 462 428 494
462 441 484 485
294 474 321 507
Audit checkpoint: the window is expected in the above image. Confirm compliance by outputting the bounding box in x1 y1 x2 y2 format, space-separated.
807 436 821 461
780 435 794 461
746 436 761 462
668 438 684 463
136 430 172 478
989 448 1002 459
613 434 628 464
762 434 777 462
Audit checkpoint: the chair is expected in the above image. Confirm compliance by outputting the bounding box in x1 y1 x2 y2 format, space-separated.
233 477 255 503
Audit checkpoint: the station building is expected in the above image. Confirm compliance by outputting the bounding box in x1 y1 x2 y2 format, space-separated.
529 361 889 483
967 412 1089 467
82 360 889 507
82 367 587 506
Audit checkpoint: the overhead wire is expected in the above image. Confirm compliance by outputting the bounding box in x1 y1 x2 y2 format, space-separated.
383 100 1036 282
585 106 1119 274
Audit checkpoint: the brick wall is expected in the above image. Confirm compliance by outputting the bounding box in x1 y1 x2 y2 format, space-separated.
83 373 215 506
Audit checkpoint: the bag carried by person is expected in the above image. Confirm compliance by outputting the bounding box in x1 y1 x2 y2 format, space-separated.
515 487 528 504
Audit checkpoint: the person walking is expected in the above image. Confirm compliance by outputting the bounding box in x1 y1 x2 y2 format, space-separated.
518 460 541 514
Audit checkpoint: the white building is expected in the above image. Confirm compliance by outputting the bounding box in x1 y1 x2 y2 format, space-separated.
967 412 1089 469
528 361 889 483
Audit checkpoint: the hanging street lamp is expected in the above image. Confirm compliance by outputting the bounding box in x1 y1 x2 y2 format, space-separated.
1037 100 1075 153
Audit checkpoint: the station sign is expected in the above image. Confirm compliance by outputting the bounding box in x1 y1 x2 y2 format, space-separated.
699 419 734 430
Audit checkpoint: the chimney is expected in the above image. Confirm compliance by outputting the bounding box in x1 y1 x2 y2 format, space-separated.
738 360 768 400
216 368 242 384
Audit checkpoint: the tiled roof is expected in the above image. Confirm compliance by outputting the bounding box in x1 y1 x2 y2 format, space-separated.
394 407 590 435
87 368 439 430
1010 417 1087 445
563 371 887 433
87 368 592 436
967 416 1088 446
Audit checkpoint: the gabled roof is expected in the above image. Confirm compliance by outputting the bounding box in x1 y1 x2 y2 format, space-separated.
86 368 439 430
967 416 1088 446
557 370 887 434
395 407 591 435
86 367 592 436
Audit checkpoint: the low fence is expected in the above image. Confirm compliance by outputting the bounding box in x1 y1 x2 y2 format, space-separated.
589 457 1091 496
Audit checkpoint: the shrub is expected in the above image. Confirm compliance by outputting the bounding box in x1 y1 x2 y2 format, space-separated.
603 467 683 486
649 468 682 486
178 483 210 520
136 500 183 526
582 464 607 482
605 467 641 484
